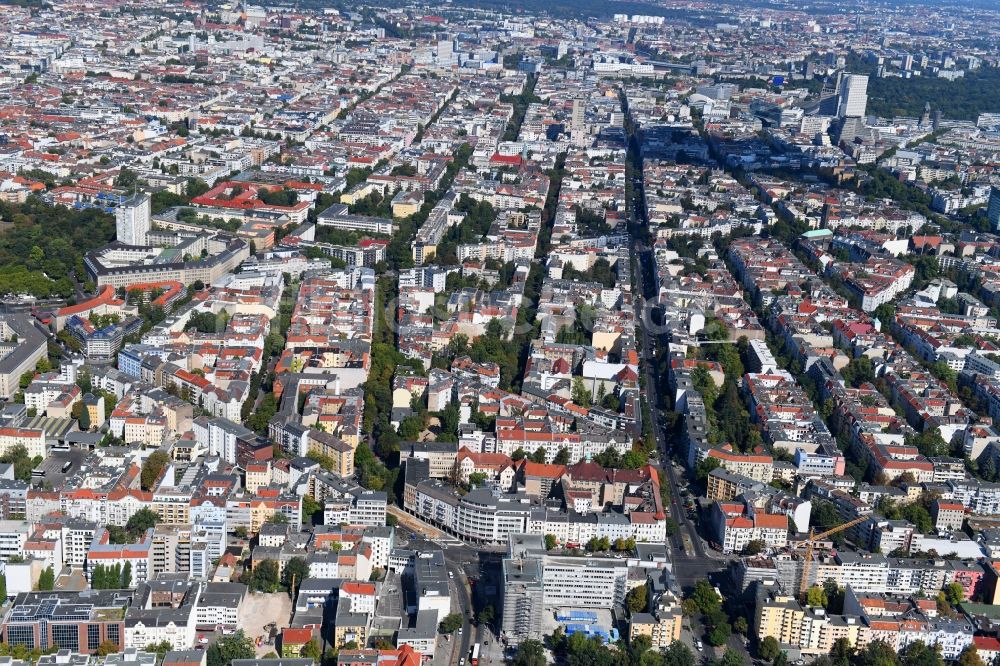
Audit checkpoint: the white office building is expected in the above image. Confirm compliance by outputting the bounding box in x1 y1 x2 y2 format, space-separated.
116 194 152 246
837 74 868 118
541 556 629 608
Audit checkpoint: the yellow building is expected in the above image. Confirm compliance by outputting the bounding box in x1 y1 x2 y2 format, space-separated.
754 589 804 646
308 430 355 477
152 490 192 525
83 393 106 429
591 328 622 354
280 628 314 657
245 462 273 494
333 611 368 649
706 467 759 502
340 183 378 205
629 608 683 649
799 609 862 656
391 190 423 218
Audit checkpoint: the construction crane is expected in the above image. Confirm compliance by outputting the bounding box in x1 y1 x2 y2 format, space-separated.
798 515 869 597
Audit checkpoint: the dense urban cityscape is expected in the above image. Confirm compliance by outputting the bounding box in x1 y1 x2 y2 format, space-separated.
0 1 998 666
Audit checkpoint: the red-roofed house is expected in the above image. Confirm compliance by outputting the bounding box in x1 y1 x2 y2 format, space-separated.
454 447 515 488
339 581 377 617
931 499 965 533
280 627 315 657
974 636 1000 664
711 501 788 554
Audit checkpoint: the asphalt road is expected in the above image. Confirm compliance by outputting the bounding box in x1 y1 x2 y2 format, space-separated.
627 197 706 563
447 556 473 666
625 131 754 663
389 506 479 665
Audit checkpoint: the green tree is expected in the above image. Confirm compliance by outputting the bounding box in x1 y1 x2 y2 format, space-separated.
477 604 495 626
696 456 722 482
944 581 965 607
267 512 289 525
248 560 280 593
126 508 160 536
831 637 854 666
626 584 648 613
122 562 132 589
707 621 731 646
711 648 746 666
301 638 322 662
301 495 322 525
511 639 547 666
97 640 120 656
206 630 255 666
468 472 488 487
759 636 781 662
824 579 845 613
38 566 54 591
622 449 647 468
0 444 35 482
145 641 172 658
544 534 557 550
806 585 828 608
571 377 592 407
691 366 719 408
78 402 91 430
282 557 309 597
901 640 942 666
908 428 950 458
689 580 722 614
439 612 463 633
140 450 170 491
593 446 622 468
811 501 847 545
857 640 901 666
529 447 547 464
957 646 986 666
628 634 654 664
663 641 696 666
873 303 895 324
397 414 423 440
554 447 570 465
841 356 876 388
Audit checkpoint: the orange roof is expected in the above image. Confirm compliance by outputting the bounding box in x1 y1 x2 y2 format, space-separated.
456 446 512 468
710 448 773 464
520 460 566 479
281 627 313 644
56 285 120 317
753 513 788 529
341 581 376 595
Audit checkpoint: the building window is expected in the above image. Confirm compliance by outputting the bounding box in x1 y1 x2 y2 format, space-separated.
87 624 101 651
6 625 35 650
106 624 120 646
51 624 79 652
